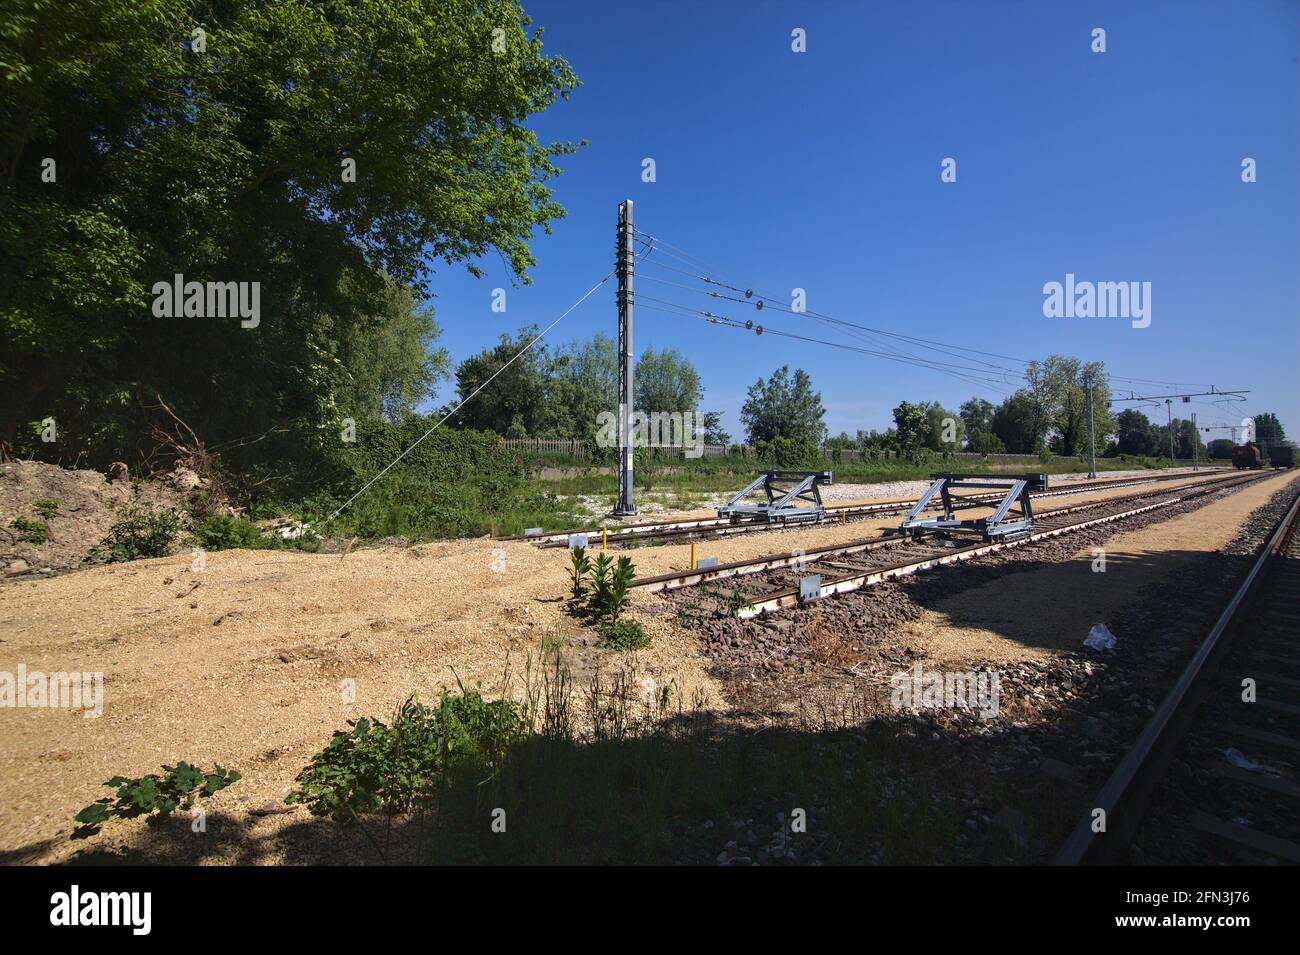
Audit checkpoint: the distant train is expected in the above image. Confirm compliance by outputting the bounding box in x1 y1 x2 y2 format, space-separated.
1231 442 1295 469
1232 442 1263 469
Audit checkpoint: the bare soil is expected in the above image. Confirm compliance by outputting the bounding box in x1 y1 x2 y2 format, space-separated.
0 460 203 578
0 463 1284 865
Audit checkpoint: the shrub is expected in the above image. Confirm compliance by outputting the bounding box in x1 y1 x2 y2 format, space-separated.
568 544 591 600
73 762 240 838
86 505 181 563
329 423 534 539
754 436 821 469
287 689 523 861
597 619 650 650
192 514 267 550
33 498 59 520
9 516 48 545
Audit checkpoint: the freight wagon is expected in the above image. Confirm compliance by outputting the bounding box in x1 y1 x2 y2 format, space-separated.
1231 442 1263 469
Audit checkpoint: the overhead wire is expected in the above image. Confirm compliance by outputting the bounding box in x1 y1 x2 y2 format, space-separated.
635 227 1249 407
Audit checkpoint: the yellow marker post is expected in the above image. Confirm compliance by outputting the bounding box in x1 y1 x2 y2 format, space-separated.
602 527 607 551
690 542 697 570
841 510 846 525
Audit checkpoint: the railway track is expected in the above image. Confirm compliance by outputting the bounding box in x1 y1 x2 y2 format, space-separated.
502 469 1231 548
1054 480 1300 865
636 470 1266 617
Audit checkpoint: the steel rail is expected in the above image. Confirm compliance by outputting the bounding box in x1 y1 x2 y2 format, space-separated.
732 472 1267 618
634 472 1257 596
1052 480 1300 865
499 470 1230 547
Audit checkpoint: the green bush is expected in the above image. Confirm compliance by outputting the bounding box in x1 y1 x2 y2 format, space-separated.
9 516 48 545
193 514 267 550
597 619 650 650
286 689 523 860
323 422 577 539
73 762 240 838
33 498 59 520
86 505 181 563
753 436 821 469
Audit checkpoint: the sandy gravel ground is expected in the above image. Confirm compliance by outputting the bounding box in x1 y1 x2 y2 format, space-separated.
0 466 1255 864
622 470 1237 582
815 466 1216 504
0 535 721 863
898 470 1299 667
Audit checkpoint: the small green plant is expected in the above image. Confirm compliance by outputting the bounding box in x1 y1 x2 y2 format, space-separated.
592 554 636 621
9 516 48 545
33 498 59 520
287 688 523 861
725 592 756 618
73 762 240 837
568 544 591 600
586 551 612 612
597 619 650 650
86 505 181 563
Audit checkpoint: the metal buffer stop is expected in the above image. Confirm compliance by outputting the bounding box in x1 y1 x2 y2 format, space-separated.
899 472 1048 542
717 470 832 524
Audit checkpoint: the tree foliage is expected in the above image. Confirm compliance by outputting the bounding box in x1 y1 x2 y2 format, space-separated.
740 366 827 445
450 332 709 441
1253 413 1288 454
0 0 580 491
634 346 702 415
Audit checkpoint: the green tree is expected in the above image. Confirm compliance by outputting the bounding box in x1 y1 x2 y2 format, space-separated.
635 347 702 415
1027 357 1113 456
740 366 827 445
540 334 616 439
1253 413 1287 455
959 398 996 437
1 0 580 474
335 279 451 422
701 411 730 446
919 400 965 452
991 390 1042 453
892 401 928 458
452 327 549 437
1114 409 1156 455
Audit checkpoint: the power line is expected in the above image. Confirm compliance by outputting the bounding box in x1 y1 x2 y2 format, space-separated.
326 269 616 522
635 227 1246 404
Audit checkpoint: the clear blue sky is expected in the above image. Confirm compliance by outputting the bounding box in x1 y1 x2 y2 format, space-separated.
424 0 1299 442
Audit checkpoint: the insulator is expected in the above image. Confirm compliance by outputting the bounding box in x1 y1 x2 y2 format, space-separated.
755 325 764 336
745 289 753 298
755 300 764 310
745 320 753 330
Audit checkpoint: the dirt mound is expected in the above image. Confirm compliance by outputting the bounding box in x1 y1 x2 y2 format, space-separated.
0 460 204 579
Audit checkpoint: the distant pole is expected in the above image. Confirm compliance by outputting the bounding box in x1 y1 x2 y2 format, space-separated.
1166 399 1175 463
613 199 638 515
1191 412 1198 470
1085 373 1096 478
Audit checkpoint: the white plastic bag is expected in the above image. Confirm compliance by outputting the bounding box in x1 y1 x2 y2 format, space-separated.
1083 623 1117 651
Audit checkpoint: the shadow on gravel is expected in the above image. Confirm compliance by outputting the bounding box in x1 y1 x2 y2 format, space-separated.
16 485 1295 867
28 710 1078 866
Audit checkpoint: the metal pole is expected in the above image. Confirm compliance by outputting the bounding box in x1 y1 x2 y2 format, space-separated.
613 199 637 515
1085 374 1096 478
1166 399 1175 464
1191 412 1198 470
